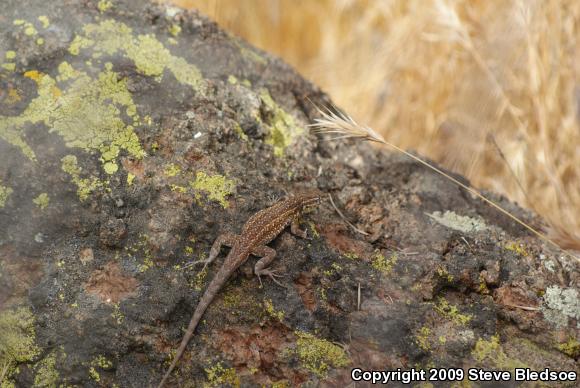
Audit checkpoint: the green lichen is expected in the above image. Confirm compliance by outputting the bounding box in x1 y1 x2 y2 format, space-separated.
32 193 49 210
189 172 235 208
61 155 104 201
204 363 240 388
371 251 397 275
294 331 349 378
472 335 527 370
434 298 472 325
259 89 304 157
415 326 431 351
0 65 145 176
33 352 58 387
541 285 580 328
557 337 580 358
0 307 40 386
68 20 204 91
0 182 13 208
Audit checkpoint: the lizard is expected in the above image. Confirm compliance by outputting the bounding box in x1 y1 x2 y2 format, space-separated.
157 193 321 388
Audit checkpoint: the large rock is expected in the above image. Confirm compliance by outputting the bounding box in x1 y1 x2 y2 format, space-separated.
0 1 578 387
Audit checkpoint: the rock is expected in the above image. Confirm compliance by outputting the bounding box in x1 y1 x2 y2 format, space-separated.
0 0 578 387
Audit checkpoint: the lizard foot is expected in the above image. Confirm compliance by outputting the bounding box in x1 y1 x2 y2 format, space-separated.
184 259 212 272
256 269 285 287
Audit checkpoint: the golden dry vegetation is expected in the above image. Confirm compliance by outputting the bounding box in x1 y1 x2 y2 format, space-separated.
163 0 580 250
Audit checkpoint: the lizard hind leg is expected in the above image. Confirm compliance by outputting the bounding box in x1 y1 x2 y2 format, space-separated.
253 245 284 287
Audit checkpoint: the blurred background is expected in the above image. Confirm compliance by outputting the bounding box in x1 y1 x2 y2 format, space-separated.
161 0 579 250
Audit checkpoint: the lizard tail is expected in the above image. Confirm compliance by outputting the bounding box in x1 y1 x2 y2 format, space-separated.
157 267 231 388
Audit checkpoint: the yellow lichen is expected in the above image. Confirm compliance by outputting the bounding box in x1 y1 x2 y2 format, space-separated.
164 163 181 177
505 241 530 257
33 352 58 388
259 89 304 157
0 308 40 386
1 65 145 176
232 123 248 141
37 16 50 28
61 155 104 201
98 0 113 12
434 298 472 325
371 251 397 275
88 366 100 382
294 331 349 378
5 51 16 60
168 24 181 37
204 363 240 388
68 20 204 92
92 355 113 370
264 299 284 322
170 184 187 194
472 335 527 370
415 326 431 351
126 173 135 186
436 266 454 282
189 172 235 208
32 193 50 210
557 337 580 358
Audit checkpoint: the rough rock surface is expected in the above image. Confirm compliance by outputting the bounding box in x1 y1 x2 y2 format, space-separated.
0 1 578 387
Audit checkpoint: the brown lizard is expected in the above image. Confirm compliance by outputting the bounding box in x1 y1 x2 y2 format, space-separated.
157 193 321 387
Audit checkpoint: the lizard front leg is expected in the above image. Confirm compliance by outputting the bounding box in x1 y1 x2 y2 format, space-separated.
253 245 284 287
189 232 238 271
290 218 308 239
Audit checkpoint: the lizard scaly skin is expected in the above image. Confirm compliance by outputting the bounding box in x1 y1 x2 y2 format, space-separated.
157 193 320 387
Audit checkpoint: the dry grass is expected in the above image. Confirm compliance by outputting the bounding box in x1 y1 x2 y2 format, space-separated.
163 0 580 251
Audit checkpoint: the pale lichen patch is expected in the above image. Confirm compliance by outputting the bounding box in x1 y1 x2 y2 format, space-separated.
541 286 580 328
427 211 488 234
0 181 13 208
259 89 304 157
32 193 50 210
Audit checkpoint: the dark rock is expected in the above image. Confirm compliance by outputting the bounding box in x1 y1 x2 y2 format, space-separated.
0 0 578 387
